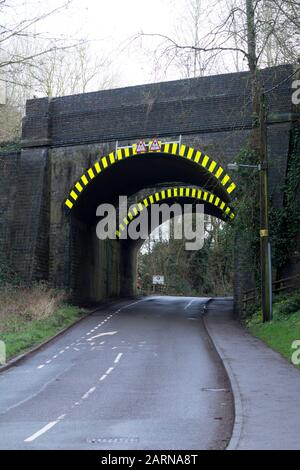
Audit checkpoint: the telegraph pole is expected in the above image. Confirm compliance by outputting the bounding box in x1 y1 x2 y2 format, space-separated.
259 93 272 322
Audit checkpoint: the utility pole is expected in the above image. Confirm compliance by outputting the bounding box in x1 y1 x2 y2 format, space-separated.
259 93 272 322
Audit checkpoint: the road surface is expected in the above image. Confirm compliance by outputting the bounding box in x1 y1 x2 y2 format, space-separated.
0 296 233 449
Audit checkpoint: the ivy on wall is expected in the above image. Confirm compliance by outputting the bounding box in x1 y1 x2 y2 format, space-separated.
230 146 261 288
270 128 300 271
0 141 21 153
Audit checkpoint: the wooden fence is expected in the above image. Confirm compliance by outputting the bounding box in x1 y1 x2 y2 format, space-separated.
242 274 300 309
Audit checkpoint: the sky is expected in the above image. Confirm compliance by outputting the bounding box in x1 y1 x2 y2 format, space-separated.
32 0 189 88
5 0 244 96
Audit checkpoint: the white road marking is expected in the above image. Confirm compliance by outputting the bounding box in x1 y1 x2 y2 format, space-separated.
99 374 107 381
105 367 114 375
88 331 118 341
122 299 145 309
24 421 59 442
82 386 96 400
184 299 195 310
114 353 123 364
33 299 137 374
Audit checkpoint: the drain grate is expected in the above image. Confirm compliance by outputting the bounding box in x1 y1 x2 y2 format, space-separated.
88 437 139 444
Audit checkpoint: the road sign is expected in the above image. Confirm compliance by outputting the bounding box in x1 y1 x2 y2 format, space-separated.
136 140 147 153
152 275 165 285
149 139 161 152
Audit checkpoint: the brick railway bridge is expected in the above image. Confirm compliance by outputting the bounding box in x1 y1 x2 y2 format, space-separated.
0 64 299 312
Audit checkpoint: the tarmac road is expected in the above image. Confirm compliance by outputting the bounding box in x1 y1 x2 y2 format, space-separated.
0 296 233 450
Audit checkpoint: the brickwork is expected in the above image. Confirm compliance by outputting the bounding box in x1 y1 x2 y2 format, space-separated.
0 64 298 308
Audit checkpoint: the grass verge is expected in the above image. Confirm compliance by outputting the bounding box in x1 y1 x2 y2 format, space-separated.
0 304 85 361
246 289 300 369
0 281 87 362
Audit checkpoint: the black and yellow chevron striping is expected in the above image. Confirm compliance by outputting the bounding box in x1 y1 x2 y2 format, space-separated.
65 143 237 210
116 186 235 238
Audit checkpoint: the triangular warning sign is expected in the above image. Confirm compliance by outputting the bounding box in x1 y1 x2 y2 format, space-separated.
136 140 147 153
149 138 161 152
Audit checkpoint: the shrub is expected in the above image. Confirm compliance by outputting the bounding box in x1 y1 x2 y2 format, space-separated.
275 290 300 316
0 282 67 330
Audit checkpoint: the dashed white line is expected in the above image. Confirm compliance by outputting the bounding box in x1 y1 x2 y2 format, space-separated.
34 299 137 371
105 367 114 375
81 386 96 400
114 352 123 364
24 421 59 442
99 374 107 381
184 299 195 310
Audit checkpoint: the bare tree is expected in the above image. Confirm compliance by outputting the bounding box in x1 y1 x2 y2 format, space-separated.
0 2 119 141
138 0 300 84
0 0 76 71
8 41 118 105
136 0 300 154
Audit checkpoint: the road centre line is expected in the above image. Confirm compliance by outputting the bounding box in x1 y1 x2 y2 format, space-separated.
33 297 145 370
26 351 125 443
114 352 123 364
25 418 60 443
184 299 195 310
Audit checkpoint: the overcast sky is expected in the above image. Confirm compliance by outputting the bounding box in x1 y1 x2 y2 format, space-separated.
6 0 242 97
36 0 189 88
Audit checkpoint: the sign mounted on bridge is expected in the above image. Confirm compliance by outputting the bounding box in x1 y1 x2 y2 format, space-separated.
136 140 147 153
153 275 165 285
149 139 161 152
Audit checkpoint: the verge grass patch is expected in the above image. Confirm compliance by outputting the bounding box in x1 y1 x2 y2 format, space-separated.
246 289 300 369
0 283 85 361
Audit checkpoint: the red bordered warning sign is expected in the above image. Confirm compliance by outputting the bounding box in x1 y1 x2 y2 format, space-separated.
149 138 161 152
136 140 147 153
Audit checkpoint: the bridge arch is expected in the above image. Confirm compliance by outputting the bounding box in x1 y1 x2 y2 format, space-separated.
64 143 237 221
116 186 235 239
62 141 238 302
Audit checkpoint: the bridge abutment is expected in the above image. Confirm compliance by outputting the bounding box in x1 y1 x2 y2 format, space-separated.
0 64 299 311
